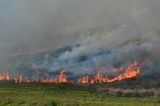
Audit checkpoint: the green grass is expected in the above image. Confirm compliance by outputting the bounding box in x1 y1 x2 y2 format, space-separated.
0 83 159 106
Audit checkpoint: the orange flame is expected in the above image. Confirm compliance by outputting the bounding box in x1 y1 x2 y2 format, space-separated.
94 71 108 83
0 61 141 84
108 68 140 82
5 72 10 80
0 72 10 81
77 60 140 84
77 75 89 84
54 69 68 83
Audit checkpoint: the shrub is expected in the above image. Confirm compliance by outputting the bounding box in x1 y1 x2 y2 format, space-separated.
51 101 57 106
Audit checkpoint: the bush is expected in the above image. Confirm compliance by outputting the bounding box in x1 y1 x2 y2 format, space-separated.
51 101 57 106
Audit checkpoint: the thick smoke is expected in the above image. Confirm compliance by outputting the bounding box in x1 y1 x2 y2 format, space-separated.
0 0 160 75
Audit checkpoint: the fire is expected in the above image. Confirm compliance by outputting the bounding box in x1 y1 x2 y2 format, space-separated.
77 60 140 84
54 70 68 83
108 60 140 82
42 73 49 83
108 68 140 82
5 72 10 80
0 72 10 81
94 71 108 83
77 72 109 84
77 74 89 84
0 61 141 84
40 69 68 83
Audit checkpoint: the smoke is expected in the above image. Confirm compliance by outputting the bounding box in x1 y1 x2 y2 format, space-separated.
0 0 160 74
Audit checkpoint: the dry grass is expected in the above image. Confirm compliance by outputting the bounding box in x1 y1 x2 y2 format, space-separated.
98 87 160 97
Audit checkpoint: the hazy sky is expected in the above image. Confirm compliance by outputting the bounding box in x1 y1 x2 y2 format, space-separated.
0 0 160 61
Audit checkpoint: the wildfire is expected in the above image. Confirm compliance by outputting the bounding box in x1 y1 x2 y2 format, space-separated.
77 61 140 84
108 60 140 82
54 70 68 83
77 74 89 84
0 61 141 84
0 72 10 81
108 68 140 82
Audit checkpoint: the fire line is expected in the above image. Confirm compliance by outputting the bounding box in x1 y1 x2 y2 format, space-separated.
0 61 141 84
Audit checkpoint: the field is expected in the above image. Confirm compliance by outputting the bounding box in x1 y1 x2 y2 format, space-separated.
0 83 159 106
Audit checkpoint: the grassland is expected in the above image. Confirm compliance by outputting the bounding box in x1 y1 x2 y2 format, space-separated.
0 83 159 106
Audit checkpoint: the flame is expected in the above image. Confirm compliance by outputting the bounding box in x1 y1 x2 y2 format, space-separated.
77 60 140 84
0 61 141 84
42 73 49 83
108 68 140 82
54 70 68 83
5 72 10 80
108 60 140 82
94 71 108 83
0 72 10 81
77 75 89 84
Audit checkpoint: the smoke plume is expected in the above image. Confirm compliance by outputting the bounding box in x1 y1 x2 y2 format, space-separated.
0 0 160 75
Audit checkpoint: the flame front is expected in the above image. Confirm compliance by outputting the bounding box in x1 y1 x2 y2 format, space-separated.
77 60 140 84
0 61 141 84
108 60 140 82
108 68 140 82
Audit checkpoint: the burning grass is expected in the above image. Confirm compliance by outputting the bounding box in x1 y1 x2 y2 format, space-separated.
0 61 141 84
0 61 159 105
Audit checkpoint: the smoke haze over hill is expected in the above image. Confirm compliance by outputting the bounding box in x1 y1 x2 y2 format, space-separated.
0 0 160 75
